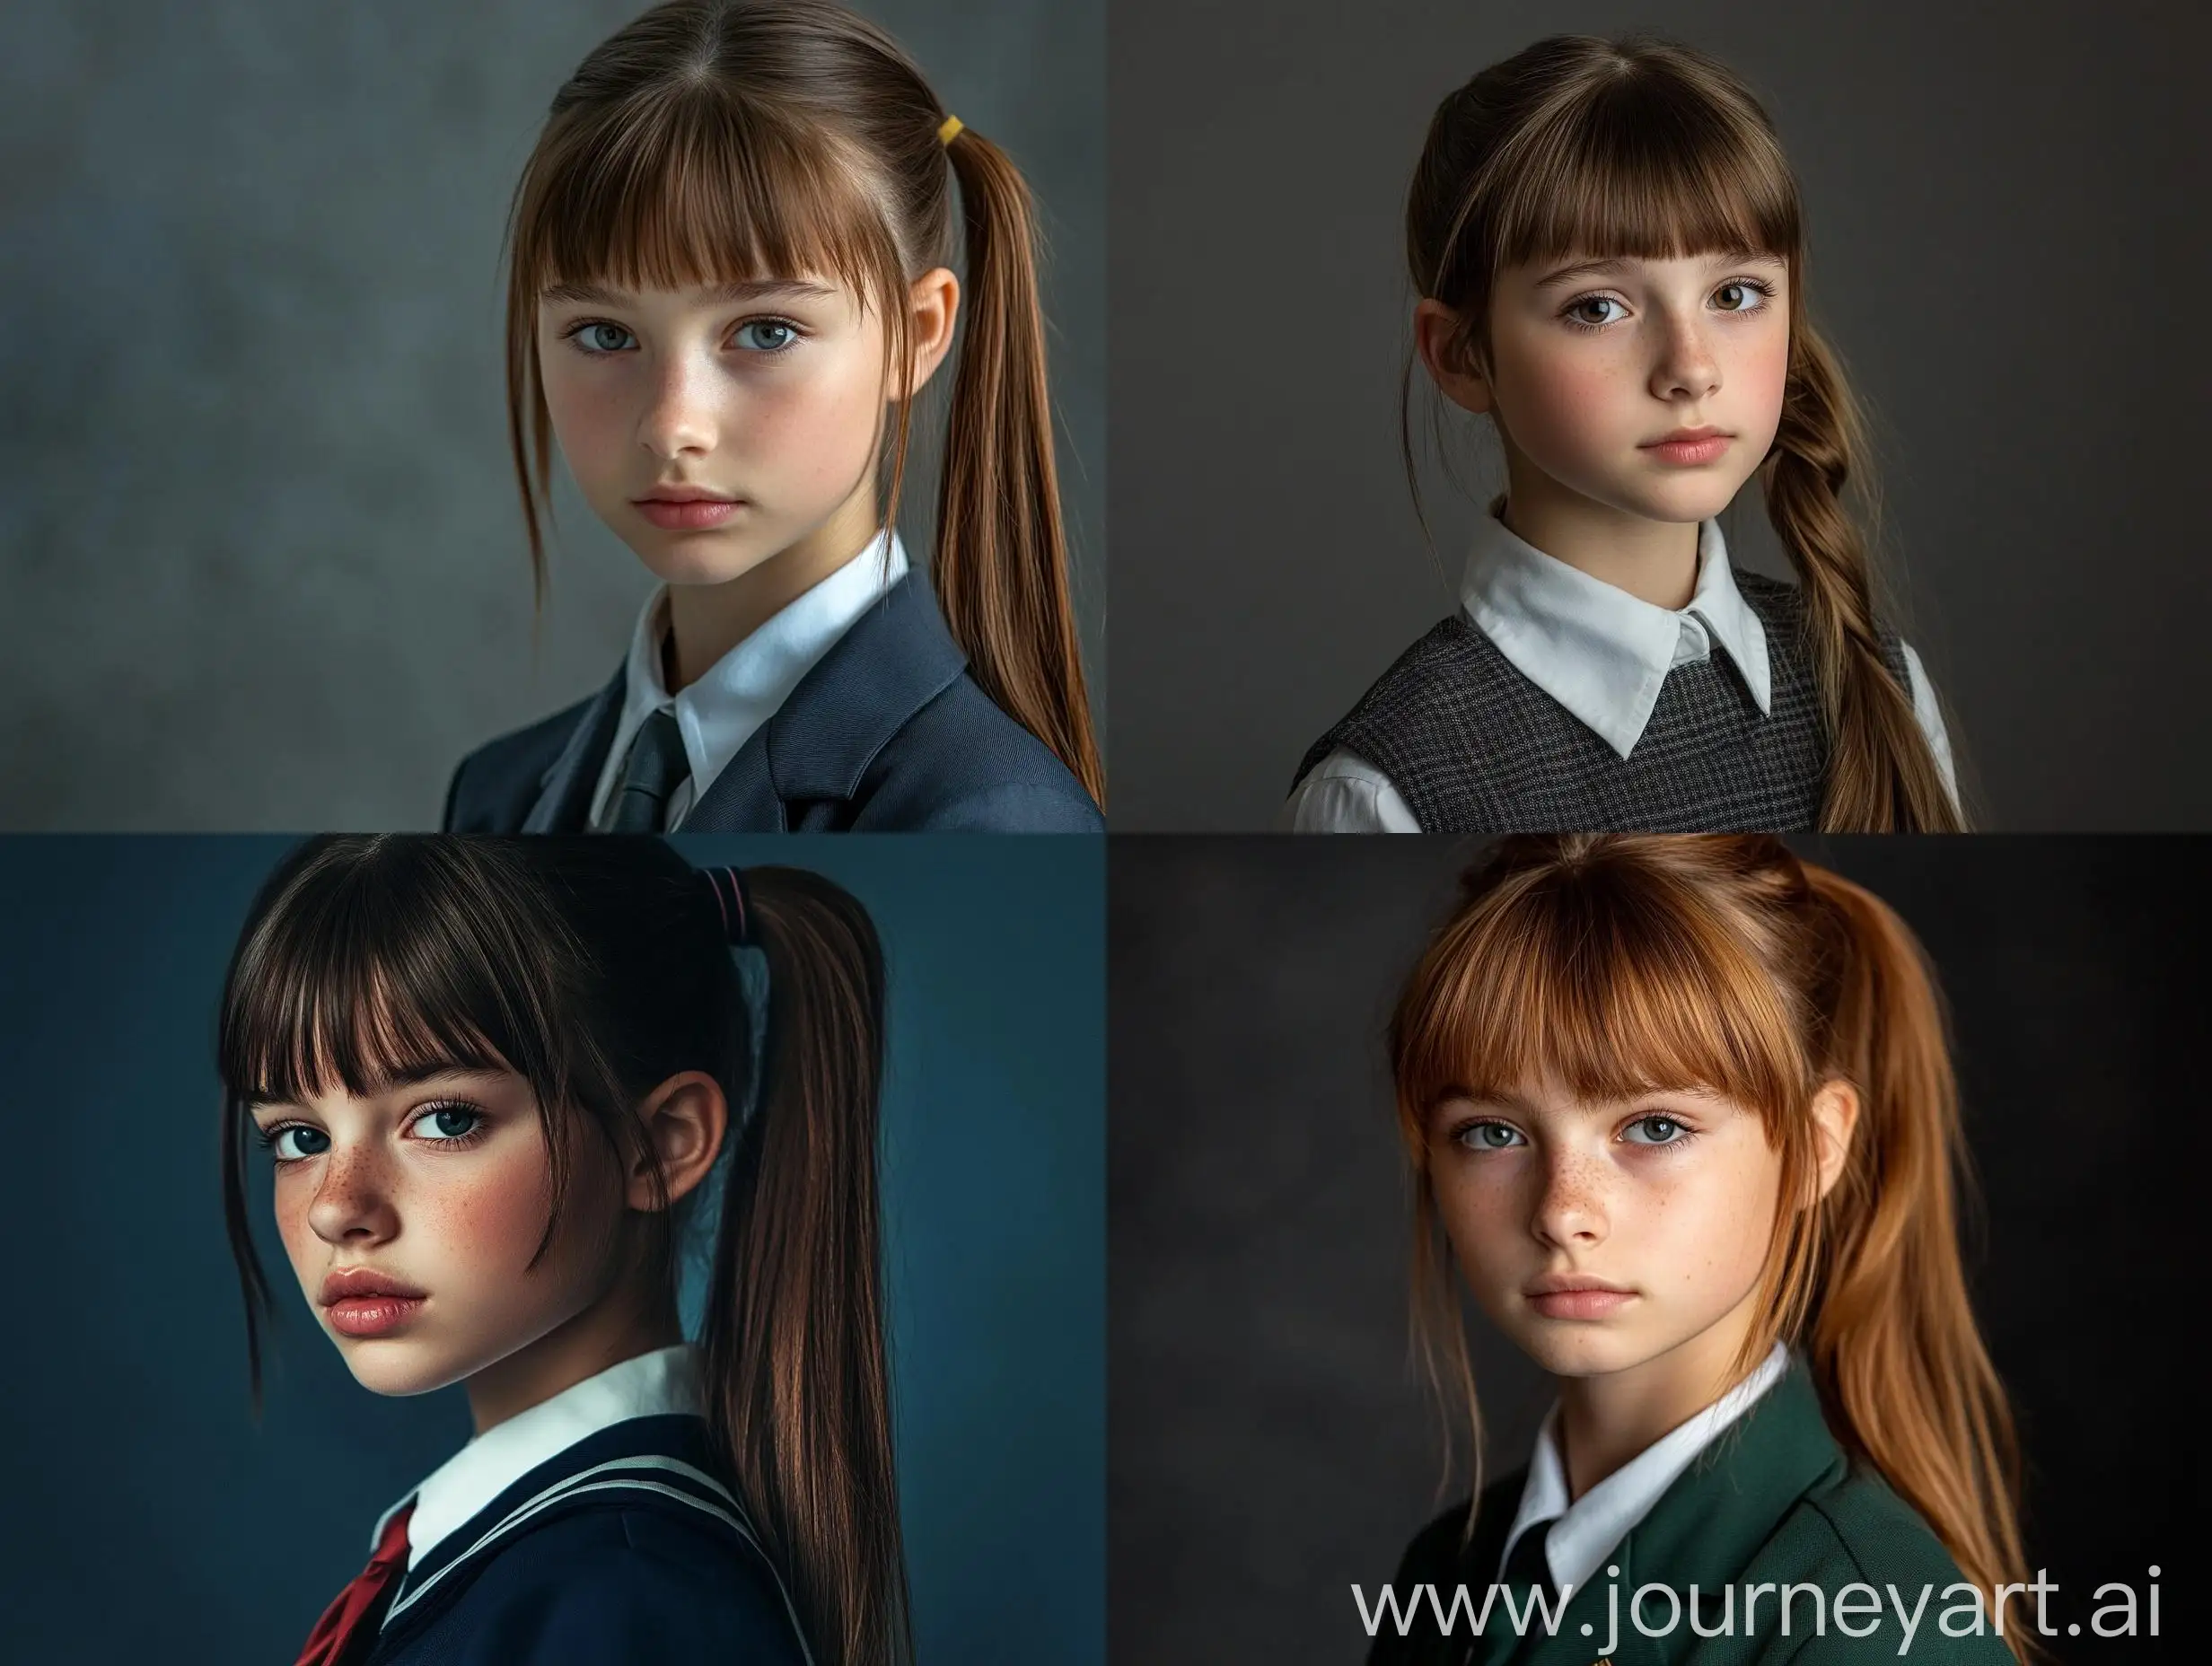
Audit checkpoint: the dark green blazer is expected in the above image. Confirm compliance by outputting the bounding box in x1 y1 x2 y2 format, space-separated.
1368 1356 2018 1665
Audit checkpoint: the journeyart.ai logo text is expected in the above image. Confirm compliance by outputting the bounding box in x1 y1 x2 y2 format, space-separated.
1351 1566 2164 1654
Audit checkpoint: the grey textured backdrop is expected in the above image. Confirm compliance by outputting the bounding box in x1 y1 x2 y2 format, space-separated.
1109 836 2199 1663
0 0 1102 829
1107 0 2212 829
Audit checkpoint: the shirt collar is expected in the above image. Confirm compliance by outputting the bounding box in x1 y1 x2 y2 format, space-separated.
1458 502 1772 758
1497 1339 1790 1597
589 530 909 828
378 1343 705 1571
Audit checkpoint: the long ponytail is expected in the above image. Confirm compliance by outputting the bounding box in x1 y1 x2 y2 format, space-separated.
700 866 910 1666
1765 328 1963 831
936 125 1103 804
1798 867 2027 1649
1391 835 2032 1662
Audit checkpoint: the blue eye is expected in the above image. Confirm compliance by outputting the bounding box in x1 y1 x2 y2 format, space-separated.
1623 1114 1690 1146
413 1103 483 1142
733 320 799 353
1455 1121 1525 1152
266 1125 330 1162
570 321 636 354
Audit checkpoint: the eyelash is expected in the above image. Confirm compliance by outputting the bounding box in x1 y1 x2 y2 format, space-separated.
559 316 806 356
1557 278 1776 334
254 1099 491 1164
1450 1113 1700 1153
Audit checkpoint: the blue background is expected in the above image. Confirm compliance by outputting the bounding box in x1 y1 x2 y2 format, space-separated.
0 835 1103 1665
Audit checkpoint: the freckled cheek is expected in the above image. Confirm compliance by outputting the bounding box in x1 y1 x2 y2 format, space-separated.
731 369 881 495
390 1145 559 1305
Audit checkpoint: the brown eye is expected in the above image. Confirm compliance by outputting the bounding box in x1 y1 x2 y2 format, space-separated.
1567 295 1627 328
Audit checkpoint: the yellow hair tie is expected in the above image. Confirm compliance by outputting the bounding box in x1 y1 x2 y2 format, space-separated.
937 114 964 146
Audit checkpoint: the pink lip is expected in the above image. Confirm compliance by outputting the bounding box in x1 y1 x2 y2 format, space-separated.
1529 1289 1636 1320
327 1295 426 1338
1640 428 1732 467
636 497 747 529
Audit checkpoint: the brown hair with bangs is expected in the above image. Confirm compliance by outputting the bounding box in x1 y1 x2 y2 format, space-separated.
218 837 910 1666
1406 36 1961 831
503 0 1100 803
1390 835 2030 1662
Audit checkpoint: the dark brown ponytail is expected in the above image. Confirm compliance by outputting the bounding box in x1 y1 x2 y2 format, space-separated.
216 838 910 1666
1763 325 1962 830
700 867 910 1666
936 126 1103 804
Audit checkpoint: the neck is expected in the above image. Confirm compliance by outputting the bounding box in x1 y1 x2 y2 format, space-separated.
462 1259 684 1437
1550 1292 1767 1503
1497 447 1701 611
663 485 886 694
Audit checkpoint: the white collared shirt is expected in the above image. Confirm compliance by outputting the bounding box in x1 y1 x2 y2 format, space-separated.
588 531 909 831
370 1343 704 1572
1281 509 1956 831
1497 1341 1791 1598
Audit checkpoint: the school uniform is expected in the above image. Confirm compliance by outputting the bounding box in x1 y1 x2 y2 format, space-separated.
443 533 1102 834
1368 1346 2014 1665
1284 506 1957 833
304 1344 811 1666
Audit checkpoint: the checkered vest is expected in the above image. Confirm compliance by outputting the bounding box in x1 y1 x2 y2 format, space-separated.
1293 573 1909 832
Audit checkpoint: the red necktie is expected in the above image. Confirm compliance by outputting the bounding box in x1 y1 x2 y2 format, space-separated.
294 1503 414 1666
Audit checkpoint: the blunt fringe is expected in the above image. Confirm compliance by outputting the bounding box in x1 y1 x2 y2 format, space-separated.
217 836 911 1666
1390 835 2031 1664
504 0 1101 803
1404 36 1962 830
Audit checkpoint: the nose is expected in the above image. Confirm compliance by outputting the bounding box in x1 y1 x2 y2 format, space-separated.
1648 306 1721 404
1529 1146 1609 1250
635 343 720 462
306 1139 401 1247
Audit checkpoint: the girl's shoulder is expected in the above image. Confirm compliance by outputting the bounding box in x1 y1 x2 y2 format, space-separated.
373 1498 806 1666
1740 1461 2017 1662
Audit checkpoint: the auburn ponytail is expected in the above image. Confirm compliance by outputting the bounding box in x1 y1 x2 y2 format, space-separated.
1391 835 2033 1662
936 126 1103 805
1798 866 2026 1644
1764 328 1962 831
700 865 910 1666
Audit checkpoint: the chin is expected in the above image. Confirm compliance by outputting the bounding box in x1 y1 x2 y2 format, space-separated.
1509 1318 1660 1379
330 1337 472 1399
628 533 781 589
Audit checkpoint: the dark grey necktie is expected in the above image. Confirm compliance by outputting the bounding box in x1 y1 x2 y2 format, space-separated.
1500 1516 1558 1599
604 708 690 833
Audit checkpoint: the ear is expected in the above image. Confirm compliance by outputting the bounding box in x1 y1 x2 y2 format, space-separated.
1414 297 1494 416
1808 1079 1861 1203
897 266 961 400
625 1071 729 1213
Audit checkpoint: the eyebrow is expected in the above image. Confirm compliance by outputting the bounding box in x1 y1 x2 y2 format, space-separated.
1531 250 1785 289
538 278 837 307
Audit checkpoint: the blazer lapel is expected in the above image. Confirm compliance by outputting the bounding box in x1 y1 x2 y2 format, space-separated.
683 573 967 832
521 667 625 833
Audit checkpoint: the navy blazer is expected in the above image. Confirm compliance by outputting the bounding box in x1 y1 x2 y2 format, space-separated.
362 1413 809 1666
443 574 1102 833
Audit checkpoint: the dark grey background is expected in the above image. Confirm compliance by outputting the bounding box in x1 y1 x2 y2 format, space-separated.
0 0 1102 829
1108 0 2212 830
1110 836 2200 1663
0 834 1103 1665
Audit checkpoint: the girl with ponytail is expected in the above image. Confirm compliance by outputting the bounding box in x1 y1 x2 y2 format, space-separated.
445 0 1102 835
220 836 907 1664
1374 835 2024 1663
1287 35 1962 835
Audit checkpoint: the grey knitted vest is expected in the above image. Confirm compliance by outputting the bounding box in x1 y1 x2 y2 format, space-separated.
1293 573 1909 833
